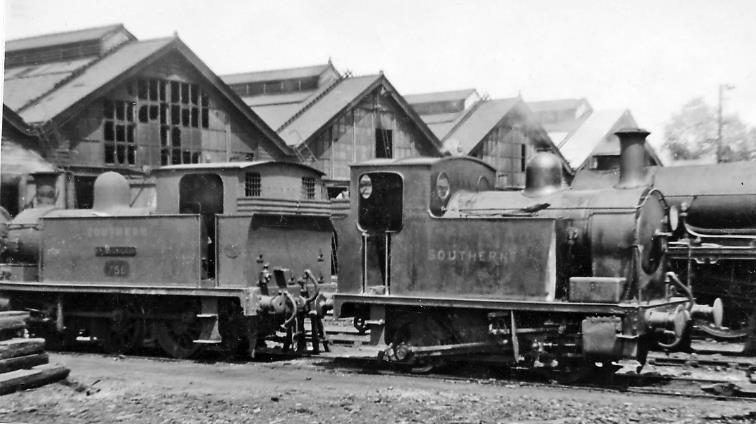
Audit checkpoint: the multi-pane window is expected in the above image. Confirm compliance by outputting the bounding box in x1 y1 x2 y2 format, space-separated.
128 78 210 166
302 177 316 199
103 99 136 165
244 173 261 197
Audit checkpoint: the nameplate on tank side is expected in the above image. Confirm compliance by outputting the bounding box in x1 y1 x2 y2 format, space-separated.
95 246 137 257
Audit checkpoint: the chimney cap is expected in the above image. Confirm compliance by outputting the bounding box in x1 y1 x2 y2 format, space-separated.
615 127 650 137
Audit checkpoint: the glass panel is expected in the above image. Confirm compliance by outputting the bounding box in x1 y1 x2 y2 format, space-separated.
171 81 180 103
103 100 114 119
104 122 114 140
116 144 126 164
201 108 209 128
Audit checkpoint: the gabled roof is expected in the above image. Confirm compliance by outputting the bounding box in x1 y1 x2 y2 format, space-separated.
404 88 478 105
438 97 572 174
5 33 293 157
18 37 174 123
5 23 134 52
221 63 338 85
4 57 99 111
442 97 521 153
267 74 443 154
559 109 662 169
277 75 379 146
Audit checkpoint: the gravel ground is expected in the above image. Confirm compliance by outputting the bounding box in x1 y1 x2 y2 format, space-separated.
0 353 755 424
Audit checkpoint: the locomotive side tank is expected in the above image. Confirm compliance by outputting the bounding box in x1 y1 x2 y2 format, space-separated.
335 129 721 371
0 161 334 358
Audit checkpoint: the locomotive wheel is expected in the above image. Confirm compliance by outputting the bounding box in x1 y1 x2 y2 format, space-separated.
101 301 144 354
156 311 202 359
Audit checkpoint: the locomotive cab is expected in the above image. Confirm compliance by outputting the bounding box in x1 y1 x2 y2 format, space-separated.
340 157 497 296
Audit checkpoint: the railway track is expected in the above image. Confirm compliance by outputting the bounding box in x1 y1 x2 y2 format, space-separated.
38 317 756 401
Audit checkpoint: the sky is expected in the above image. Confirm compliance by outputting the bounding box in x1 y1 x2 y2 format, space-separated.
3 0 756 154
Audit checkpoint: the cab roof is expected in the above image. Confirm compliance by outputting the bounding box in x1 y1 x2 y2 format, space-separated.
153 160 325 175
353 156 495 172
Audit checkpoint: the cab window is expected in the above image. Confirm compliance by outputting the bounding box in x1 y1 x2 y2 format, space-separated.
357 172 403 232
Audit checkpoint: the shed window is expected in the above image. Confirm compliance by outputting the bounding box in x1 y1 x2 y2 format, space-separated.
375 129 393 158
302 177 316 199
103 99 135 165
245 173 261 197
136 78 207 165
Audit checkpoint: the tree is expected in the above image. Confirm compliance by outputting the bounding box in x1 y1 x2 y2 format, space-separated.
663 97 756 162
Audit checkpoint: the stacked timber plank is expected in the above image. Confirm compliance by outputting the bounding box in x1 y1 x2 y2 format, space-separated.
0 311 70 395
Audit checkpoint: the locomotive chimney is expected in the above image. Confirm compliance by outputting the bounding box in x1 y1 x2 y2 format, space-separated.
615 128 649 189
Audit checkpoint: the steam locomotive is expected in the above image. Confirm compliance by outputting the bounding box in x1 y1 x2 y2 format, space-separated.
334 129 721 371
0 161 334 358
573 153 756 351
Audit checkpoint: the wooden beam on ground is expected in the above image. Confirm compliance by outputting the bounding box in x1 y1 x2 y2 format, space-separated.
0 311 30 321
0 338 45 360
0 363 70 395
0 353 49 374
0 316 28 333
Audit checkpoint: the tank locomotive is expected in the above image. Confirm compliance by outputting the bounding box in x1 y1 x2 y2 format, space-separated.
0 161 334 358
334 129 721 371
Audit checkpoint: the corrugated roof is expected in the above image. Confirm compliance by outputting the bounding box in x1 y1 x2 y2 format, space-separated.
221 63 335 85
251 103 304 130
427 122 457 140
404 89 477 105
4 57 98 111
278 75 380 146
19 37 174 124
6 24 129 52
559 109 633 168
442 98 520 154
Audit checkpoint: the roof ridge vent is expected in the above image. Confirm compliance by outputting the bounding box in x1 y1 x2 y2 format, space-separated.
16 38 138 113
